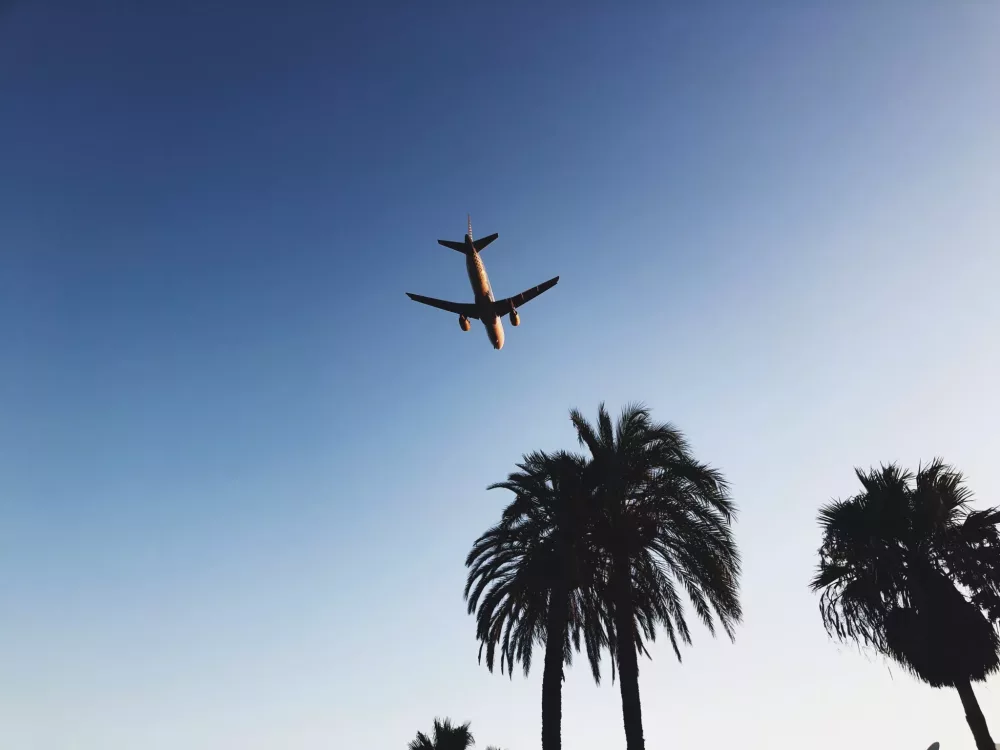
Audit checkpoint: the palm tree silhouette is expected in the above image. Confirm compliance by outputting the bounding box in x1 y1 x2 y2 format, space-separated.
465 450 605 750
407 718 475 750
812 460 1000 750
569 402 743 750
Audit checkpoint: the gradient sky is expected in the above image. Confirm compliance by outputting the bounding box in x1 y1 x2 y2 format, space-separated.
2 2 999 749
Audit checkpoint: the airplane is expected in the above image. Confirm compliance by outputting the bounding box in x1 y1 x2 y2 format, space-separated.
406 215 559 350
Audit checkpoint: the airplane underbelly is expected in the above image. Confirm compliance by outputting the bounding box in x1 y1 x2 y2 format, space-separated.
481 316 504 349
467 257 491 297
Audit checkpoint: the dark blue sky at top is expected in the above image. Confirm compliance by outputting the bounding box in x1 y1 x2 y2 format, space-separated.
0 0 799 520
2 3 999 748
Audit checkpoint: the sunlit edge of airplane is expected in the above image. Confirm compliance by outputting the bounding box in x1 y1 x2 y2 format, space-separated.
406 215 560 350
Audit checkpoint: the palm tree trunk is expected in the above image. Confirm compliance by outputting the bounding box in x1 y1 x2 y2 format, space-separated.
613 552 645 750
955 678 995 750
541 582 569 750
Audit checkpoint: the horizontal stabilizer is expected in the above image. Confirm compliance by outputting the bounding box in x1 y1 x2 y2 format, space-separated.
406 292 480 319
473 233 498 252
493 276 560 315
437 239 468 253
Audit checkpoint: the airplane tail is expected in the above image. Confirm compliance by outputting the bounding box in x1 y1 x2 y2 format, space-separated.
437 214 497 253
467 214 498 253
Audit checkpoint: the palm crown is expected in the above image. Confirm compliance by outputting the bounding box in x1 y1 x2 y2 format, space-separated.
464 450 605 682
407 718 475 750
812 461 1000 682
812 460 1000 750
570 403 742 660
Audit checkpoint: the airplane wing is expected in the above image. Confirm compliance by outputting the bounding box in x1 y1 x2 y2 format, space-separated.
492 276 560 315
406 293 480 319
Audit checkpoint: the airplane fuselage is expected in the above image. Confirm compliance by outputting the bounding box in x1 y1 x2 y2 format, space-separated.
464 236 505 350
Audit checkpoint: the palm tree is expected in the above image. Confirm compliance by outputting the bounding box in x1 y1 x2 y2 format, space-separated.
408 718 475 750
812 460 1000 750
465 450 605 750
569 402 743 750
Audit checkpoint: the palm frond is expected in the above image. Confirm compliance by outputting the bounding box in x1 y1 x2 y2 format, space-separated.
812 460 1000 688
570 403 743 675
464 448 607 684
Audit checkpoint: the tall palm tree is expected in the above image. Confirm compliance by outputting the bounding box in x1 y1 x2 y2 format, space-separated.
465 450 605 750
569 402 743 750
812 460 1000 750
408 718 475 750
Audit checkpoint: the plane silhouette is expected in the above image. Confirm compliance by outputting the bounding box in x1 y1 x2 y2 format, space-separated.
406 215 559 350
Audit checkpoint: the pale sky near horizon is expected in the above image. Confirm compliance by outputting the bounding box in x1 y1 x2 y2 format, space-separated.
1 2 999 749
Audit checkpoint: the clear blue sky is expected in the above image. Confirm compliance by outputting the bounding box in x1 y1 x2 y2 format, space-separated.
1 2 999 748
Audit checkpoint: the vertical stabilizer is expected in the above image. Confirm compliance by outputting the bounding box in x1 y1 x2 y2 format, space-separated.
467 213 473 241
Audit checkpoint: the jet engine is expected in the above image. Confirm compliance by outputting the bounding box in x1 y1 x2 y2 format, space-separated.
509 309 520 326
459 314 471 331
